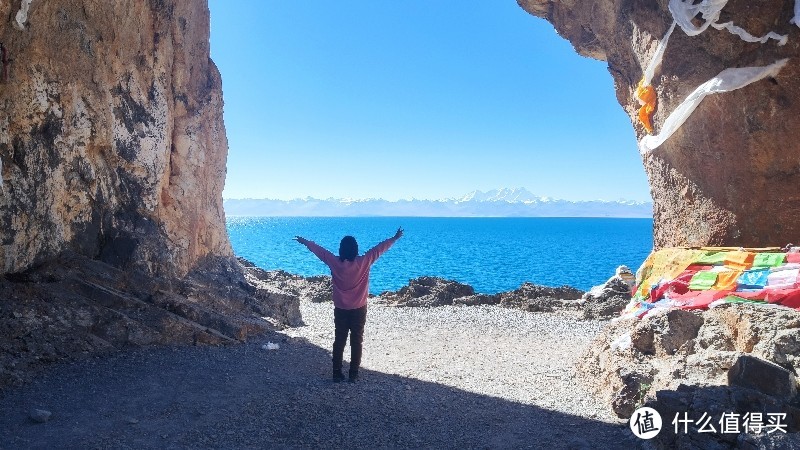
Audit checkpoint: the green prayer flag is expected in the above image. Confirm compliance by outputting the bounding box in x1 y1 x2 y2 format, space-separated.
689 271 717 291
752 253 786 268
695 251 727 265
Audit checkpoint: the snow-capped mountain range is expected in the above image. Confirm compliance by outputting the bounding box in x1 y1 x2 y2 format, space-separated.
224 188 652 218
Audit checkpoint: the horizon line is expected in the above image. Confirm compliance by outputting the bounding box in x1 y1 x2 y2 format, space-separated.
225 214 654 219
222 196 655 204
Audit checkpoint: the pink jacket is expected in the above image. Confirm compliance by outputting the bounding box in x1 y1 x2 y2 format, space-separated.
302 237 399 309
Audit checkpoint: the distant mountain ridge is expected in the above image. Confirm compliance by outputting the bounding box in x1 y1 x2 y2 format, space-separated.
224 188 652 218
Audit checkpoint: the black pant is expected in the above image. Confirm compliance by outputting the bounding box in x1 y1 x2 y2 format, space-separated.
332 306 367 374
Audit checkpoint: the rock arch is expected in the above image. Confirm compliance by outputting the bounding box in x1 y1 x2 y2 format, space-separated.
518 0 800 248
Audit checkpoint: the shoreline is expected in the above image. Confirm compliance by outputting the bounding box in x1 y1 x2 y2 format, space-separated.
250 261 633 320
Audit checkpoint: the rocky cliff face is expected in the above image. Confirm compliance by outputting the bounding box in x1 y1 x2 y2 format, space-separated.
0 0 230 277
0 1 301 388
518 0 800 248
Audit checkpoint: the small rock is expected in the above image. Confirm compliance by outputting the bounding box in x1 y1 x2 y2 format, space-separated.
29 409 52 423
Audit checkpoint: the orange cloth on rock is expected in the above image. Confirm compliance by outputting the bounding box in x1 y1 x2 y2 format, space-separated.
724 251 755 270
712 270 742 291
636 82 657 133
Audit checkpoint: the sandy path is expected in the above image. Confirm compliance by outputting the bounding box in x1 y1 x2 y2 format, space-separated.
0 302 632 449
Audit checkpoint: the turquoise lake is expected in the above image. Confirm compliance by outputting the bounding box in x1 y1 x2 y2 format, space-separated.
226 217 654 294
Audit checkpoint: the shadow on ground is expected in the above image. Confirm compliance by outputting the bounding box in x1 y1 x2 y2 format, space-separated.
0 335 633 449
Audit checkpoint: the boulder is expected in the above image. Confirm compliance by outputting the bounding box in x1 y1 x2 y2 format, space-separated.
645 384 800 449
379 277 475 307
498 282 584 312
577 304 800 420
728 354 797 399
582 272 633 320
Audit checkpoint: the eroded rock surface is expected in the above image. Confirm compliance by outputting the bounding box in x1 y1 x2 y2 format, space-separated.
646 384 800 449
497 281 584 312
577 304 800 422
518 0 800 248
0 1 295 388
0 0 229 276
0 254 301 387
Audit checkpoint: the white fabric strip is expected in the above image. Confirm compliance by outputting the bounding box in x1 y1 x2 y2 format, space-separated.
639 59 789 153
712 22 788 46
14 0 33 30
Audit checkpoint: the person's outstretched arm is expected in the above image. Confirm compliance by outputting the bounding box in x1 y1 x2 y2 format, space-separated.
294 236 337 267
363 227 403 265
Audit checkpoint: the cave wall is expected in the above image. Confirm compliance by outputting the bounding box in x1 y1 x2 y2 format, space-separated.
518 0 800 248
0 0 231 277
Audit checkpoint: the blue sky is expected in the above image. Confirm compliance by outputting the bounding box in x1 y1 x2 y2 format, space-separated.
208 1 652 202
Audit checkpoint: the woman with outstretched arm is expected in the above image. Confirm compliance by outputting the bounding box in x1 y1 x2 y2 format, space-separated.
294 227 403 382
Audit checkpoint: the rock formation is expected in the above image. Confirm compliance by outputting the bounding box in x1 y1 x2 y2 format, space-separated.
238 261 333 304
378 276 478 307
0 0 229 276
577 304 800 445
581 266 635 320
376 276 587 311
518 0 800 248
496 281 584 312
0 253 302 386
0 1 297 387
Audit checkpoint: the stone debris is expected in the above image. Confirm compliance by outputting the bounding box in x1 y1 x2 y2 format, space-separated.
577 302 800 446
0 255 301 388
237 262 332 304
377 276 476 307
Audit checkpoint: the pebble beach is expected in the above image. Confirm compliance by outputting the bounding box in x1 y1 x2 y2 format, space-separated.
0 300 632 449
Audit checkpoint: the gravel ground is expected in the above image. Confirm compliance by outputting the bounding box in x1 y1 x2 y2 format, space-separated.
0 301 633 449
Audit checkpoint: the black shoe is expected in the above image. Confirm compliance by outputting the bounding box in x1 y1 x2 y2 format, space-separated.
348 370 359 383
333 370 345 383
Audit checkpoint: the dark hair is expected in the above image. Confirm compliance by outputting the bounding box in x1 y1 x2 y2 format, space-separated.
339 236 358 262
